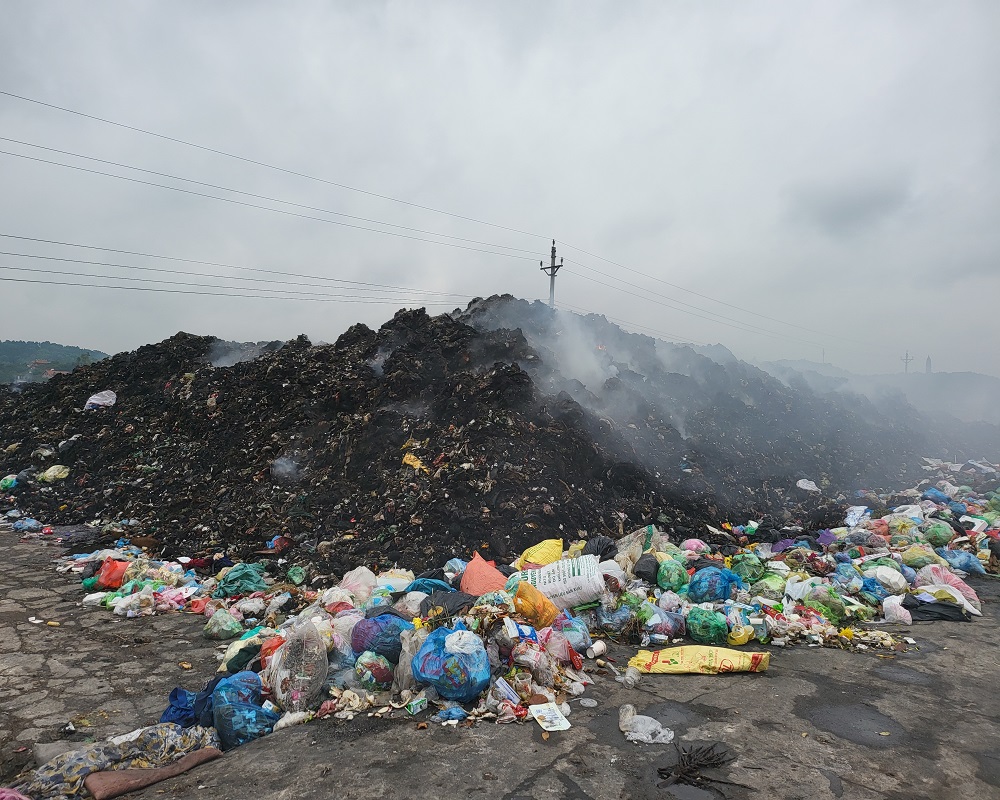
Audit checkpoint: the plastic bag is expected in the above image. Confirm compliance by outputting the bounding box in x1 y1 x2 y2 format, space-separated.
655 559 689 592
212 563 268 599
539 629 574 664
915 564 981 611
629 645 770 674
686 608 728 645
618 704 674 744
596 603 634 632
95 558 130 590
513 581 560 629
640 602 685 639
730 553 765 583
350 614 413 664
515 539 564 569
203 610 243 640
550 611 592 653
881 595 912 624
863 565 908 594
340 566 378 605
213 672 280 751
505 555 605 610
37 465 70 483
687 567 744 603
901 544 941 569
355 650 394 690
460 552 509 595
411 622 490 703
263 622 328 711
681 538 711 554
376 568 415 590
394 627 428 694
934 548 986 575
920 521 955 548
582 535 618 562
633 553 660 584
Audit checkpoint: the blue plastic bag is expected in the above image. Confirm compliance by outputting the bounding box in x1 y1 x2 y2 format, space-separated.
859 577 890 606
921 488 951 504
212 671 280 751
935 548 986 575
160 687 197 727
351 614 414 664
411 622 490 703
687 567 745 603
551 611 592 653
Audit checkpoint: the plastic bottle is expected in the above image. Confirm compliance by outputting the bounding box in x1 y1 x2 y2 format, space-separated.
620 666 642 689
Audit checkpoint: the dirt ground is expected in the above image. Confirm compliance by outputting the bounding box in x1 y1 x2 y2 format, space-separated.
3 534 999 800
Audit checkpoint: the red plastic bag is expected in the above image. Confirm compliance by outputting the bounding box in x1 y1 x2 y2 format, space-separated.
460 553 508 596
96 558 129 590
259 635 286 670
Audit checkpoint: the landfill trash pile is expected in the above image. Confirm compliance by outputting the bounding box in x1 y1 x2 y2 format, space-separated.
4 298 998 580
5 460 999 797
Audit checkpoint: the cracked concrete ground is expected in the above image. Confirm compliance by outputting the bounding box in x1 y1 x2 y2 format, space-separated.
3 533 999 800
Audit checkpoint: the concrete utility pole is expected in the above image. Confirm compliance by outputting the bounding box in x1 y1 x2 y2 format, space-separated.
540 240 563 307
901 351 914 373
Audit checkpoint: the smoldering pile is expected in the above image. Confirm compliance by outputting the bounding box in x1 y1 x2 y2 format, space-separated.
0 296 983 575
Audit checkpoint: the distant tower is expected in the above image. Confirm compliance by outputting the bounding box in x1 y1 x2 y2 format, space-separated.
925 356 932 374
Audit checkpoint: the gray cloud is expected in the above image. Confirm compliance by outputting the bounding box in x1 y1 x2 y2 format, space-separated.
0 0 997 379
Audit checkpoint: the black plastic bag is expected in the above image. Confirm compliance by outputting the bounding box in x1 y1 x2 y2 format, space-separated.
583 535 618 562
633 553 660 584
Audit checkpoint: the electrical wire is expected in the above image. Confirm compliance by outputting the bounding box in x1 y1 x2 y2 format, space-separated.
0 149 540 262
0 249 470 298
0 233 462 296
0 89 548 240
0 273 460 304
0 136 539 255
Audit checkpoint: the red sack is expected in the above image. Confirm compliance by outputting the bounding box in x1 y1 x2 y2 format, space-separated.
95 558 129 590
460 552 508 596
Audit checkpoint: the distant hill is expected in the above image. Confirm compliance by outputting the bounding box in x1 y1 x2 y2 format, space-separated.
0 340 108 385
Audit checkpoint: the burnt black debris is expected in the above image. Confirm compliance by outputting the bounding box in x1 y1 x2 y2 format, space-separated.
2 297 995 573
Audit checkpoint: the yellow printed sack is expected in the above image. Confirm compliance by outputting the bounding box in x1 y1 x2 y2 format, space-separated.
628 645 770 675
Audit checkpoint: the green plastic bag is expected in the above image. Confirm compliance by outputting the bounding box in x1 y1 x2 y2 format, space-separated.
749 573 786 600
204 609 243 640
656 559 689 592
686 608 728 645
731 553 765 583
920 522 954 548
213 563 268 598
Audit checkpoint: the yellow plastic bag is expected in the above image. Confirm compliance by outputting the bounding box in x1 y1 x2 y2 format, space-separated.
38 465 70 482
513 581 559 629
628 645 770 675
402 452 428 474
516 539 563 569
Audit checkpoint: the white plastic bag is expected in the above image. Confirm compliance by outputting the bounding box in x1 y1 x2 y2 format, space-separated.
339 566 378 605
618 704 674 744
881 595 912 625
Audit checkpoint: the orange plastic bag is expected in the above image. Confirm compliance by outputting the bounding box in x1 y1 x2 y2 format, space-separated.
459 553 508 596
259 635 286 670
96 558 130 590
514 581 559 628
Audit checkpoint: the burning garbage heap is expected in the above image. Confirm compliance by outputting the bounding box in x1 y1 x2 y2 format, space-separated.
0 297 990 575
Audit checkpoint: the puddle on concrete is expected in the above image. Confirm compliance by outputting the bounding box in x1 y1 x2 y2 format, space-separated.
871 662 934 686
793 700 906 749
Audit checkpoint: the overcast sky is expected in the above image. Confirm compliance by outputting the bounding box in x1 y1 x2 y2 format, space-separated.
0 2 997 376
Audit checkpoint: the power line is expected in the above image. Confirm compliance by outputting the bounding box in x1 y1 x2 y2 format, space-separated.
0 233 462 296
0 274 460 304
0 263 467 302
0 248 469 298
0 136 539 255
0 89 548 240
0 149 540 262
561 264 828 348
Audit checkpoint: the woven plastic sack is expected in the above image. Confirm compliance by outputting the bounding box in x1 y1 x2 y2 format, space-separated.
687 567 744 603
411 622 490 703
686 608 728 645
505 555 605 610
934 548 986 575
730 553 765 584
355 650 394 690
350 614 414 664
921 522 955 548
749 573 786 600
515 539 563 569
263 622 328 712
656 559 689 592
